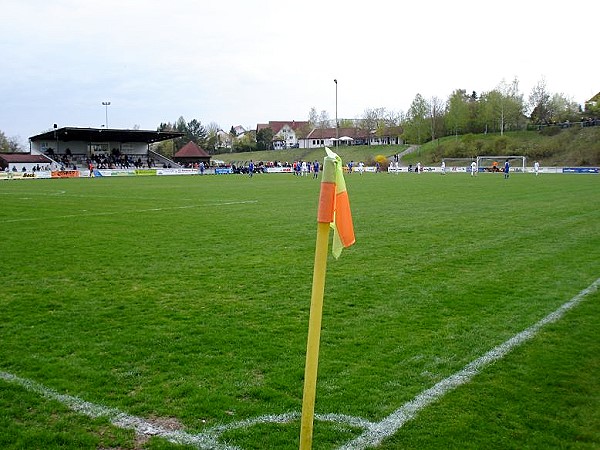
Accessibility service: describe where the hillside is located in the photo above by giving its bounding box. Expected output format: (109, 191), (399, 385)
(214, 127), (600, 167)
(212, 145), (407, 166)
(407, 126), (600, 166)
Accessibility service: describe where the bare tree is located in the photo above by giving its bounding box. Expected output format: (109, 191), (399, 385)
(308, 107), (319, 129)
(529, 77), (551, 124)
(429, 96), (446, 141)
(318, 110), (330, 129)
(360, 108), (381, 145)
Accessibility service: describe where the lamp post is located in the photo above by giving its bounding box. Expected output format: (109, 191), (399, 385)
(102, 101), (111, 128)
(334, 79), (338, 147)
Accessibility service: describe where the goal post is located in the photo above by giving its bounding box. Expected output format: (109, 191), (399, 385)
(476, 155), (526, 173)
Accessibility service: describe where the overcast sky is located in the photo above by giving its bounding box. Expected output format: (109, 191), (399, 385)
(1, 0), (597, 145)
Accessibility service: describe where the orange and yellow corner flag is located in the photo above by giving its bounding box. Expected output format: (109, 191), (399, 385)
(300, 148), (356, 449)
(317, 148), (355, 258)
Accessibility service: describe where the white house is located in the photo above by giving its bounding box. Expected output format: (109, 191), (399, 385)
(256, 120), (310, 149)
(298, 126), (403, 149)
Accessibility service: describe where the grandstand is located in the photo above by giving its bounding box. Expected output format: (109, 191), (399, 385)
(28, 127), (184, 169)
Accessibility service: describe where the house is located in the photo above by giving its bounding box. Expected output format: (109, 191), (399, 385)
(298, 126), (403, 149)
(585, 92), (600, 111)
(256, 121), (310, 149)
(173, 141), (210, 165)
(299, 127), (368, 149)
(216, 130), (232, 150)
(0, 152), (53, 172)
(232, 125), (247, 136)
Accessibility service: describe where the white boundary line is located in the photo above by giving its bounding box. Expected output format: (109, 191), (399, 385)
(338, 276), (600, 449)
(0, 371), (236, 449)
(1, 277), (598, 449)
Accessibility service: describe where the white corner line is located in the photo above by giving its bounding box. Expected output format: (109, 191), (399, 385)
(338, 277), (600, 450)
(1, 277), (598, 450)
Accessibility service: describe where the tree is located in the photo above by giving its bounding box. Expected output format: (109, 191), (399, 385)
(294, 121), (313, 141)
(204, 122), (220, 154)
(308, 107), (319, 129)
(505, 78), (525, 131)
(467, 91), (487, 133)
(403, 94), (429, 144)
(383, 109), (402, 127)
(429, 96), (446, 141)
(484, 78), (525, 135)
(446, 89), (471, 137)
(0, 130), (22, 152)
(157, 122), (175, 132)
(233, 131), (256, 153)
(529, 78), (551, 124)
(228, 126), (237, 153)
(548, 93), (580, 123)
(361, 108), (381, 145)
(479, 90), (503, 133)
(256, 127), (273, 150)
(318, 110), (330, 129)
(0, 130), (10, 152)
(584, 94), (600, 117)
(186, 119), (208, 146)
(175, 116), (187, 133)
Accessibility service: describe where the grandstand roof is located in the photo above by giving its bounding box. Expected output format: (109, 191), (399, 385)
(29, 127), (184, 144)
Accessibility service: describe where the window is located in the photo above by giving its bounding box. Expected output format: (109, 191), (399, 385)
(90, 143), (109, 154)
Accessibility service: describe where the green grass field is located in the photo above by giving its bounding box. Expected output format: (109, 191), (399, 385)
(1, 170), (599, 449)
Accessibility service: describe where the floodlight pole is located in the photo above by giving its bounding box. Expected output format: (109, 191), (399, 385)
(334, 79), (338, 148)
(102, 101), (111, 128)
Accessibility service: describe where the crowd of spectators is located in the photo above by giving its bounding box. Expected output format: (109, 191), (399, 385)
(535, 117), (599, 130)
(87, 151), (147, 169)
(557, 118), (599, 129)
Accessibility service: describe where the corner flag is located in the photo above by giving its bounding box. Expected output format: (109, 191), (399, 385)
(318, 148), (355, 258)
(300, 148), (355, 449)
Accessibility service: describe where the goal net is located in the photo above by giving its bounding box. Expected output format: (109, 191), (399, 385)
(440, 158), (475, 173)
(476, 155), (526, 173)
(441, 157), (475, 167)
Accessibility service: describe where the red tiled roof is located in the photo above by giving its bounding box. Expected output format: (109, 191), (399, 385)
(305, 126), (403, 140)
(0, 153), (52, 163)
(257, 121), (310, 134)
(306, 127), (370, 139)
(174, 141), (210, 158)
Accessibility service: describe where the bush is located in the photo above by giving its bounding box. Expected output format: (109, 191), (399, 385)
(374, 154), (389, 170)
(494, 137), (508, 152)
(539, 126), (561, 136)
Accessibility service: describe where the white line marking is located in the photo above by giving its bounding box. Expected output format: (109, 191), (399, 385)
(0, 190), (66, 196)
(1, 278), (597, 449)
(0, 371), (237, 450)
(338, 277), (600, 450)
(0, 200), (258, 224)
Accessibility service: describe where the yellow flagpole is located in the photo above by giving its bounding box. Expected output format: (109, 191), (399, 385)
(299, 220), (331, 450)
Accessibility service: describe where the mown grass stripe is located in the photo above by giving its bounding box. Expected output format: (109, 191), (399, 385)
(0, 200), (258, 223)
